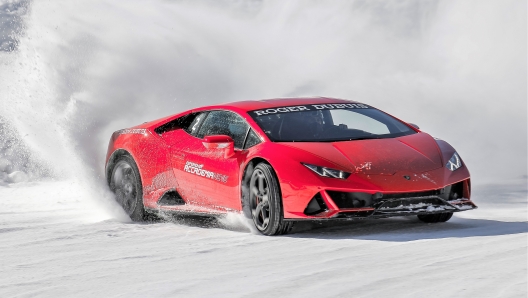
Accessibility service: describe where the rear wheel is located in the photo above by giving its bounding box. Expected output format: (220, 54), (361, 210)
(247, 163), (293, 235)
(417, 212), (453, 223)
(109, 155), (145, 221)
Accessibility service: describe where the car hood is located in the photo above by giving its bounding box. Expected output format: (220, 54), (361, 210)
(281, 132), (443, 175)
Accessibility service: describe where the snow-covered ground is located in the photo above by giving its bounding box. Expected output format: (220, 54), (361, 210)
(0, 180), (525, 297)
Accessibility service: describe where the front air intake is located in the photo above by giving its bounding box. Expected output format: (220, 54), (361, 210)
(327, 191), (375, 208)
(304, 193), (328, 215)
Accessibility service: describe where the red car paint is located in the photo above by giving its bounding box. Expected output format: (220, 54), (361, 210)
(105, 97), (476, 219)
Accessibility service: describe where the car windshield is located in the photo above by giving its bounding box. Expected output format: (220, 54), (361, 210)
(248, 103), (416, 142)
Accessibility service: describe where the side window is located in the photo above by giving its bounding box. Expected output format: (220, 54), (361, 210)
(155, 112), (198, 135)
(244, 129), (262, 149)
(186, 112), (208, 136)
(196, 111), (249, 149)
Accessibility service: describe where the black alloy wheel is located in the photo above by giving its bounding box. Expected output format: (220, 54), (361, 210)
(248, 163), (293, 235)
(110, 155), (145, 221)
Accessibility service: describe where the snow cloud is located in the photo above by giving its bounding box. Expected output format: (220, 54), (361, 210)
(0, 0), (526, 188)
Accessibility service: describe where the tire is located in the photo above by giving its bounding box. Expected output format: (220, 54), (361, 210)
(245, 162), (293, 236)
(109, 155), (145, 221)
(417, 212), (453, 223)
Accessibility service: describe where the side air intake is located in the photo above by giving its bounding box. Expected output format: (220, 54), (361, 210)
(158, 190), (185, 206)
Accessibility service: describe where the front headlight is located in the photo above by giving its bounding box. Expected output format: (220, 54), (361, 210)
(302, 163), (351, 179)
(446, 152), (462, 171)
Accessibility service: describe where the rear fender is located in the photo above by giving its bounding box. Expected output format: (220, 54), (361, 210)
(106, 129), (177, 209)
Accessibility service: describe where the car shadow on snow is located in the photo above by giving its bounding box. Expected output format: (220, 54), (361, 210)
(153, 212), (527, 241)
(286, 216), (528, 241)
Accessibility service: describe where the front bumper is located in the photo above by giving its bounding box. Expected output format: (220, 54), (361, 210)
(284, 179), (477, 220)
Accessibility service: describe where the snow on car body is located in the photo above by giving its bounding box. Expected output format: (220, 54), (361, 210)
(105, 97), (476, 235)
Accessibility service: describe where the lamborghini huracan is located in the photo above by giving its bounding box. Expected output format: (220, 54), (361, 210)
(105, 97), (476, 235)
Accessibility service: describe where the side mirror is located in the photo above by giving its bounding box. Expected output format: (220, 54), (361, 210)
(202, 135), (235, 158)
(408, 123), (420, 130)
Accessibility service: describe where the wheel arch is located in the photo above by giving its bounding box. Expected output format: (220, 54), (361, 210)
(106, 149), (134, 185)
(240, 157), (283, 213)
(241, 156), (294, 235)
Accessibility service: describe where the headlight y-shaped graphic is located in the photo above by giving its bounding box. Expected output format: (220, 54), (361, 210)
(446, 152), (462, 171)
(302, 163), (351, 179)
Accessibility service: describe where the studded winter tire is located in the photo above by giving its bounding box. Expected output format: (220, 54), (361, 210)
(417, 212), (453, 223)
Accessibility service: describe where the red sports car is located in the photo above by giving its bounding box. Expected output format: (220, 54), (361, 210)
(105, 97), (476, 235)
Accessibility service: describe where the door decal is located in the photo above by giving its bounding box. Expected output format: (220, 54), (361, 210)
(184, 161), (229, 183)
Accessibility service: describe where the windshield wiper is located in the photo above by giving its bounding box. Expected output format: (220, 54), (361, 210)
(276, 136), (383, 142)
(347, 136), (382, 141)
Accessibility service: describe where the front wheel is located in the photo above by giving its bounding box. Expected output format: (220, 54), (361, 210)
(417, 212), (453, 223)
(109, 155), (145, 221)
(247, 163), (293, 235)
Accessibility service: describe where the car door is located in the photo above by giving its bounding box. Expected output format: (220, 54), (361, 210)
(170, 110), (250, 211)
(158, 112), (209, 206)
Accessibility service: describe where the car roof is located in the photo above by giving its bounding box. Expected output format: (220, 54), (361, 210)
(136, 97), (366, 130)
(204, 97), (363, 112)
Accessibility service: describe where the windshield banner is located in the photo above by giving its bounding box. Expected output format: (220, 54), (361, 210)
(249, 103), (371, 116)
